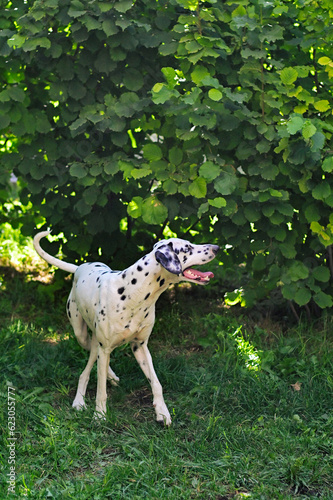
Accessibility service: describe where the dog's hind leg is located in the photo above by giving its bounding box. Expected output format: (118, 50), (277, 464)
(68, 294), (119, 388)
(72, 333), (98, 410)
(67, 294), (91, 350)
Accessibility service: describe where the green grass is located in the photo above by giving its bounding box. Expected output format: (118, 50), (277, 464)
(0, 232), (332, 499)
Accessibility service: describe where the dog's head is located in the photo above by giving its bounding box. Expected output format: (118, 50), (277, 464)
(154, 238), (219, 285)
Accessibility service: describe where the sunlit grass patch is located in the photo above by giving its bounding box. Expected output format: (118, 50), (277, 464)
(0, 223), (42, 272)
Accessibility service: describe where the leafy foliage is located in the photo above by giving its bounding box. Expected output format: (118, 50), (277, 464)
(0, 0), (333, 311)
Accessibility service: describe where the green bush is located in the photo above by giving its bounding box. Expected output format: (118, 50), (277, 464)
(0, 0), (333, 311)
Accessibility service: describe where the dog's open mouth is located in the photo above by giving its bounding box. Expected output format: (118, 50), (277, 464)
(183, 268), (214, 283)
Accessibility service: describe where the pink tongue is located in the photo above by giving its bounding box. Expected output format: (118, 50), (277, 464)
(183, 268), (214, 280)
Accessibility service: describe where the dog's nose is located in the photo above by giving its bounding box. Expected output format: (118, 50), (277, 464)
(212, 245), (219, 255)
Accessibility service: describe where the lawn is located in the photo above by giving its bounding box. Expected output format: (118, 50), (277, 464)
(0, 230), (332, 499)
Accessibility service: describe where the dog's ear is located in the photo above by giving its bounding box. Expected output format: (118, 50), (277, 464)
(155, 247), (182, 275)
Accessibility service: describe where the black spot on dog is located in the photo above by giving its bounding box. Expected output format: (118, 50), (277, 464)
(125, 324), (129, 329)
(99, 342), (103, 346)
(96, 277), (100, 283)
(118, 287), (125, 295)
(144, 312), (149, 318)
(100, 309), (105, 316)
(145, 272), (149, 276)
(132, 344), (138, 352)
(156, 276), (161, 282)
(120, 295), (126, 301)
(131, 278), (137, 285)
(68, 311), (71, 318)
(144, 293), (150, 300)
(137, 265), (143, 272)
(122, 272), (126, 279)
(140, 341), (145, 345)
(160, 279), (165, 287)
(183, 256), (187, 263)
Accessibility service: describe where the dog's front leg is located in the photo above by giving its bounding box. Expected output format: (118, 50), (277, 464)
(131, 341), (171, 426)
(94, 344), (111, 420)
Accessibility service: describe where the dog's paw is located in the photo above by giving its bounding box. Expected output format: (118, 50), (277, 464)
(107, 367), (120, 386)
(93, 410), (107, 422)
(154, 403), (172, 427)
(72, 400), (87, 411)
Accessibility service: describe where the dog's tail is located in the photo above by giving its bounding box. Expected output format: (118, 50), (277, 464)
(33, 230), (78, 274)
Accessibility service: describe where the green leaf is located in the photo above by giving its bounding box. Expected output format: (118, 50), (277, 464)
(123, 69), (143, 91)
(198, 202), (209, 218)
(75, 199), (91, 216)
(8, 86), (25, 102)
(244, 205), (261, 222)
(322, 157), (333, 173)
(35, 113), (51, 134)
(302, 121), (316, 140)
(152, 83), (177, 104)
(191, 66), (210, 85)
(252, 254), (266, 271)
(313, 100), (330, 112)
(313, 291), (333, 309)
(214, 169), (238, 195)
(189, 177), (207, 198)
(0, 114), (10, 130)
(163, 179), (178, 195)
(141, 196), (168, 225)
(288, 261), (309, 281)
(281, 283), (298, 301)
(127, 196), (142, 218)
(103, 160), (119, 176)
(143, 144), (163, 161)
(294, 287), (311, 306)
(199, 161), (220, 181)
(318, 56), (332, 66)
(208, 197), (226, 208)
(304, 204), (320, 223)
(312, 266), (330, 283)
(279, 243), (297, 259)
(312, 182), (331, 201)
(287, 116), (304, 134)
(168, 147), (183, 166)
(310, 132), (325, 152)
(208, 89), (223, 101)
(280, 67), (298, 85)
(83, 186), (98, 205)
(70, 163), (87, 179)
(102, 20), (118, 36)
(162, 67), (177, 88)
(114, 0), (133, 13)
(131, 167), (152, 179)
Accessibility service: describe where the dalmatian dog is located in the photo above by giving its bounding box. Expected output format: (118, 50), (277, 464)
(33, 231), (219, 425)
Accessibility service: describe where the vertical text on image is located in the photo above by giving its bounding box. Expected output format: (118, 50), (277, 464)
(7, 386), (16, 495)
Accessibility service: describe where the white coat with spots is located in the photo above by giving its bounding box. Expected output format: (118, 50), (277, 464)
(33, 231), (219, 425)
